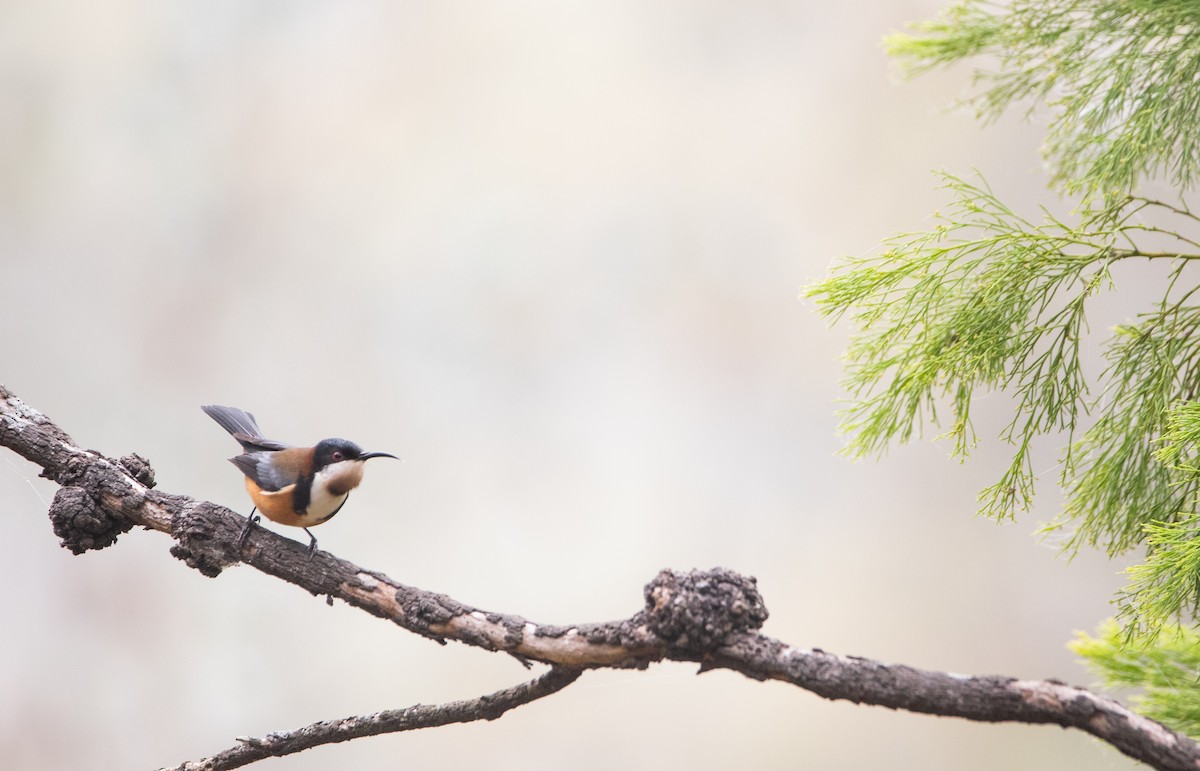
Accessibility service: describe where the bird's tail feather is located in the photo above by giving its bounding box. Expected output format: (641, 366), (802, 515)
(202, 404), (264, 445)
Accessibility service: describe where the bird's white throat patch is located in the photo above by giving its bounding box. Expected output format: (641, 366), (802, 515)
(308, 460), (365, 521)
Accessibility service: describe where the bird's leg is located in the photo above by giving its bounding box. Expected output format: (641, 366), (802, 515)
(303, 527), (318, 558)
(238, 508), (261, 550)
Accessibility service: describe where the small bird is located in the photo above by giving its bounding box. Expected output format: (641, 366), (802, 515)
(202, 404), (397, 555)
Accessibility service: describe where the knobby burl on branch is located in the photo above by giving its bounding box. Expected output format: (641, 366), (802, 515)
(2, 383), (1199, 771)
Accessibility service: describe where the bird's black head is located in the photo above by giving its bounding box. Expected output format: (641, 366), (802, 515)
(312, 438), (398, 471)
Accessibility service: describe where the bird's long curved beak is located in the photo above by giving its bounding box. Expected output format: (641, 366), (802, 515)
(359, 451), (399, 461)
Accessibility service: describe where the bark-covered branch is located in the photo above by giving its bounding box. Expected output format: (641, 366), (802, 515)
(3, 383), (1199, 770)
(163, 666), (582, 771)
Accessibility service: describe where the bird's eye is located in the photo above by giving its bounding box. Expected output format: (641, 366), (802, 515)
(331, 451), (344, 462)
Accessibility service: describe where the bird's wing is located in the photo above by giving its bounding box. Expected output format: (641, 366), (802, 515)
(230, 452), (301, 492)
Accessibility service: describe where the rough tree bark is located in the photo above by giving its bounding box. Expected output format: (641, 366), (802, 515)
(2, 384), (1197, 771)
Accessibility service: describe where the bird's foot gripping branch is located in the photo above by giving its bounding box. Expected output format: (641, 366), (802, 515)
(2, 383), (1199, 770)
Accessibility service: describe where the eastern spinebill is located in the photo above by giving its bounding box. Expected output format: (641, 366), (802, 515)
(202, 404), (397, 555)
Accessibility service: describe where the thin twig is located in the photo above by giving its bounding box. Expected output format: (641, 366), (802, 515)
(161, 667), (582, 771)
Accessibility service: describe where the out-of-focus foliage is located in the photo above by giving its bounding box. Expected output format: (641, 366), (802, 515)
(1073, 620), (1200, 738)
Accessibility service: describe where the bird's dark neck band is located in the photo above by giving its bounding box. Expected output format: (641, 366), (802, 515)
(291, 473), (314, 515)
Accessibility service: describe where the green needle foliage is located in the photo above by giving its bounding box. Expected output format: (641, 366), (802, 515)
(811, 1), (1200, 731)
(1122, 404), (1200, 634)
(810, 180), (1200, 567)
(1072, 620), (1200, 738)
(1067, 301), (1200, 559)
(885, 0), (1200, 203)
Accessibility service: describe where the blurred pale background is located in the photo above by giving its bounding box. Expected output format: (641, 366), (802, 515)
(0, 2), (1143, 769)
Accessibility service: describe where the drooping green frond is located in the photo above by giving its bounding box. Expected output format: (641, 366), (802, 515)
(1072, 619), (1200, 737)
(809, 174), (1200, 552)
(886, 0), (1200, 201)
(810, 173), (1112, 520)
